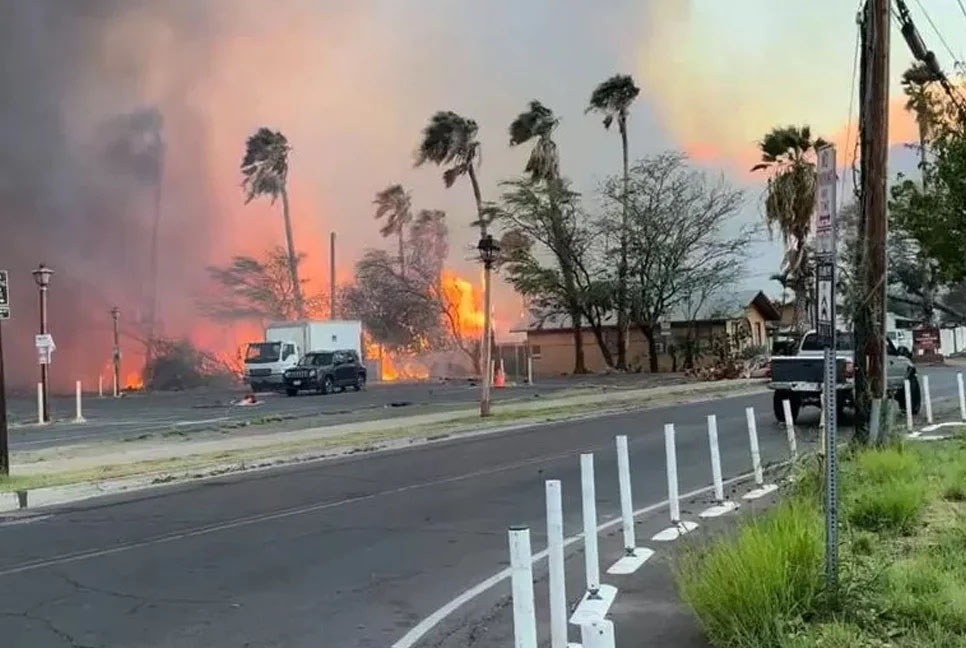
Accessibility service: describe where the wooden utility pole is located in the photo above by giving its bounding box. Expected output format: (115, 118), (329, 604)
(856, 0), (890, 440)
(0, 321), (8, 476)
(330, 231), (336, 320)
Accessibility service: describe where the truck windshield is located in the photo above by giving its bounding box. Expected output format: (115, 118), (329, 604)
(299, 353), (333, 366)
(245, 342), (281, 363)
(801, 333), (853, 351)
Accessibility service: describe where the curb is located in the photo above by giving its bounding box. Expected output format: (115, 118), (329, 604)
(0, 382), (769, 514)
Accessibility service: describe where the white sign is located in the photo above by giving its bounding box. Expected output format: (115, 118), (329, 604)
(37, 347), (51, 365)
(815, 146), (837, 257)
(660, 320), (671, 336)
(35, 334), (55, 350)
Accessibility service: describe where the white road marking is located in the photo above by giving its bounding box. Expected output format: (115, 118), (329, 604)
(389, 467), (769, 648)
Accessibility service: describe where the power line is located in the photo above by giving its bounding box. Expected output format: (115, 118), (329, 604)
(841, 16), (862, 202)
(957, 0), (966, 24)
(910, 0), (961, 66)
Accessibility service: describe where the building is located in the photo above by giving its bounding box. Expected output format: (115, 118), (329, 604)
(515, 290), (781, 376)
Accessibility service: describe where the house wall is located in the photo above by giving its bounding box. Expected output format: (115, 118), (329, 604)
(526, 306), (770, 376)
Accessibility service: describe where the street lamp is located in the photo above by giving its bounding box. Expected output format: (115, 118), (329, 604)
(477, 234), (500, 417)
(32, 264), (54, 423)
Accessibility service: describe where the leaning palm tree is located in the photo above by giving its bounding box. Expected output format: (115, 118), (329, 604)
(373, 184), (413, 276)
(509, 100), (587, 373)
(415, 111), (494, 416)
(586, 74), (639, 370)
(240, 127), (304, 319)
(751, 125), (828, 331)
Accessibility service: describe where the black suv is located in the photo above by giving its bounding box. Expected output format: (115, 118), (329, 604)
(283, 350), (366, 396)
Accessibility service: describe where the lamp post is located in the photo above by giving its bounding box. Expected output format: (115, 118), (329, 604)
(32, 264), (54, 423)
(110, 307), (121, 398)
(477, 234), (500, 417)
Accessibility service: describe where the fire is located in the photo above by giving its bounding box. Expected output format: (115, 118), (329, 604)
(441, 270), (485, 337)
(124, 371), (144, 390)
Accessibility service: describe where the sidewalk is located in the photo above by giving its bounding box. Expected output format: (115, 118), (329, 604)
(0, 379), (767, 510)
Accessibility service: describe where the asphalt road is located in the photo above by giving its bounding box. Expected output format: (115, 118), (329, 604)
(0, 367), (961, 648)
(6, 373), (687, 451)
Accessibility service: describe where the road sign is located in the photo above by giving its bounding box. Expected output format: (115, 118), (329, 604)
(0, 270), (8, 320)
(659, 320), (671, 337)
(816, 261), (834, 346)
(815, 147), (837, 257)
(35, 333), (55, 365)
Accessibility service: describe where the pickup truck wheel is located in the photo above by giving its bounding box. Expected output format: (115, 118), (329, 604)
(773, 391), (800, 423)
(899, 376), (922, 415)
(354, 374), (366, 392)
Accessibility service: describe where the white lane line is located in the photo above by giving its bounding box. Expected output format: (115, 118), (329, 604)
(0, 448), (594, 579)
(390, 467), (770, 648)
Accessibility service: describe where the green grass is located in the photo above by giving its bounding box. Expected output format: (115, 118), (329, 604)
(676, 440), (966, 648)
(676, 498), (823, 647)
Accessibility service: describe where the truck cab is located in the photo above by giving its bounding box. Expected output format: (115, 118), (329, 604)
(244, 340), (300, 391)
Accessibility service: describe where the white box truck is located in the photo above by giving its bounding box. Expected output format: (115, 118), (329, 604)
(244, 320), (363, 391)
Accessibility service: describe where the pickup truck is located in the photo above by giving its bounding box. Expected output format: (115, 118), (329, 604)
(769, 330), (920, 423)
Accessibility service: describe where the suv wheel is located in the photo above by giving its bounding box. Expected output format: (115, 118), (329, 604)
(285, 388), (298, 397)
(321, 375), (334, 395)
(354, 374), (366, 392)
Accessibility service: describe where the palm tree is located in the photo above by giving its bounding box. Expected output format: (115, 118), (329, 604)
(415, 111), (494, 416)
(240, 127), (304, 319)
(509, 100), (587, 373)
(587, 74), (639, 370)
(751, 125), (828, 331)
(373, 184), (413, 276)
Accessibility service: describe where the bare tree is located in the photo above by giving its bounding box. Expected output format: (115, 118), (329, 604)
(603, 153), (752, 372)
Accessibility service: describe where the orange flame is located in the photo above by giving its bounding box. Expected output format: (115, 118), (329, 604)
(124, 371), (144, 390)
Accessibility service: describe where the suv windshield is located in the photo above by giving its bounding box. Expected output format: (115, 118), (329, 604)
(800, 333), (854, 352)
(245, 342), (281, 363)
(299, 352), (333, 366)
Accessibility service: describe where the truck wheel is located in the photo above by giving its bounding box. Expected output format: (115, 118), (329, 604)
(773, 391), (800, 424)
(898, 376), (922, 415)
(285, 388), (298, 397)
(321, 376), (333, 395)
(354, 374), (366, 392)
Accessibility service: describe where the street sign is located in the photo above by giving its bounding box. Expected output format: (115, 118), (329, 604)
(815, 147), (837, 257)
(816, 261), (834, 346)
(0, 270), (8, 320)
(35, 333), (55, 365)
(659, 320), (671, 337)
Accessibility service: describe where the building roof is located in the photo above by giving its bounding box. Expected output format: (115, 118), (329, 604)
(513, 289), (781, 333)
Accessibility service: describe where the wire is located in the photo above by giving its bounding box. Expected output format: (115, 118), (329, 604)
(957, 0), (966, 24)
(841, 17), (861, 202)
(910, 0), (961, 66)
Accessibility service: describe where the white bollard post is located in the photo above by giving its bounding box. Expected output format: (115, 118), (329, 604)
(783, 399), (798, 461)
(508, 526), (538, 648)
(36, 382), (44, 424)
(98, 374), (104, 398)
(74, 380), (85, 423)
(545, 480), (568, 648)
(746, 407), (764, 486)
(959, 373), (966, 421)
(580, 619), (616, 648)
(580, 453), (600, 596)
(615, 435), (636, 553)
(113, 371), (119, 398)
(924, 375), (933, 424)
(904, 379), (914, 432)
(527, 356), (533, 385)
(664, 424), (681, 524)
(707, 416), (725, 503)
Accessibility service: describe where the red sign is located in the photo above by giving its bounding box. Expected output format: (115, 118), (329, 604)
(913, 327), (941, 358)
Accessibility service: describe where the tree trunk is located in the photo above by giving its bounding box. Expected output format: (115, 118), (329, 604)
(280, 185), (306, 319)
(570, 307), (587, 373)
(398, 227), (406, 278)
(616, 116), (630, 370)
(467, 163), (492, 417)
(146, 165), (163, 367)
(584, 318), (615, 368)
(645, 328), (659, 373)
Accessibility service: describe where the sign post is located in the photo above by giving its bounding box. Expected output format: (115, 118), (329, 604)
(0, 270), (8, 475)
(816, 146), (839, 593)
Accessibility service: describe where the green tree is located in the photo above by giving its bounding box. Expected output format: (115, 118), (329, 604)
(373, 184), (413, 276)
(415, 111), (494, 414)
(587, 74), (639, 370)
(509, 100), (587, 373)
(751, 125), (827, 331)
(240, 128), (304, 318)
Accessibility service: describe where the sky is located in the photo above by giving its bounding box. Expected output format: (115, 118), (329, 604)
(0, 0), (962, 386)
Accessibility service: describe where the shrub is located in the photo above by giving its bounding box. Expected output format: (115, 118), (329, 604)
(886, 557), (966, 632)
(675, 498), (823, 647)
(847, 479), (927, 533)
